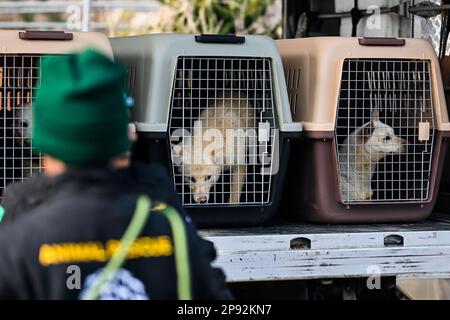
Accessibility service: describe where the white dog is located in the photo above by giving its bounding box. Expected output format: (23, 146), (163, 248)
(339, 109), (408, 202)
(171, 93), (254, 204)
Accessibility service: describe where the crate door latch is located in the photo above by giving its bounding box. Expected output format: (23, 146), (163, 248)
(418, 122), (430, 141)
(258, 121), (271, 143)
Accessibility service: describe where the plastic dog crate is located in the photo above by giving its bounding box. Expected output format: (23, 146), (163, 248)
(0, 30), (113, 199)
(436, 56), (450, 213)
(110, 34), (301, 227)
(277, 36), (450, 223)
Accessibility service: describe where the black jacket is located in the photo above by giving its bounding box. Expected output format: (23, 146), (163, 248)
(1, 162), (184, 225)
(0, 162), (229, 300)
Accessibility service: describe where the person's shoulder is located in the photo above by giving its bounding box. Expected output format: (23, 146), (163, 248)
(0, 202), (46, 249)
(1, 193), (70, 229)
(3, 174), (52, 197)
(0, 190), (116, 248)
(1, 174), (56, 224)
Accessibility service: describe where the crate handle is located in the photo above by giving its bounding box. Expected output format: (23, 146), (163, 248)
(384, 234), (404, 247)
(19, 30), (73, 41)
(358, 37), (405, 46)
(290, 237), (311, 250)
(195, 34), (245, 44)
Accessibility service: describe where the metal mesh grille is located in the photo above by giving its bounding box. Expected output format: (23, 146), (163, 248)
(0, 54), (47, 199)
(169, 56), (276, 206)
(336, 59), (435, 204)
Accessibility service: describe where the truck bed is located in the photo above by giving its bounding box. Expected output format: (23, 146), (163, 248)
(200, 214), (450, 282)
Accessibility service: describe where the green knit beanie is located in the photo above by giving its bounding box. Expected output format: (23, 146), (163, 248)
(33, 49), (131, 167)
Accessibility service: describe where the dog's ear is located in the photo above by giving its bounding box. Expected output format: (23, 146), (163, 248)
(362, 125), (373, 140)
(370, 108), (380, 122)
(368, 109), (380, 133)
(171, 143), (183, 157)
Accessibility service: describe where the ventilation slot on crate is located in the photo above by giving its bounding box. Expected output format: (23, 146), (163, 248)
(126, 66), (136, 90)
(335, 59), (435, 204)
(169, 56), (276, 206)
(285, 68), (300, 115)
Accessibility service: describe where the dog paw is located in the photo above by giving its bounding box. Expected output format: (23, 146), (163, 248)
(230, 194), (241, 204)
(362, 191), (373, 200)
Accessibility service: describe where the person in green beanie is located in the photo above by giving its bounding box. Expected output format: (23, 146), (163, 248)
(33, 48), (131, 167)
(0, 49), (230, 300)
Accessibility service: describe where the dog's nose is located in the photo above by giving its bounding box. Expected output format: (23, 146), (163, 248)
(197, 194), (208, 204)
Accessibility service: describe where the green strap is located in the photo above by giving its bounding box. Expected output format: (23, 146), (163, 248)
(82, 195), (192, 300)
(0, 205), (4, 223)
(163, 205), (192, 300)
(83, 195), (152, 300)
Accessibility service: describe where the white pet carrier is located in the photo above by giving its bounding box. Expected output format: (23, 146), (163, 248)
(110, 34), (301, 227)
(0, 30), (113, 199)
(277, 36), (450, 223)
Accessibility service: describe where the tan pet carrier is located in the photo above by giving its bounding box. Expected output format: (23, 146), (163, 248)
(277, 37), (450, 223)
(436, 56), (450, 212)
(0, 30), (113, 199)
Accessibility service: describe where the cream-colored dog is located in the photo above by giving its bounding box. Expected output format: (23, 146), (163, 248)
(171, 93), (254, 204)
(339, 109), (408, 201)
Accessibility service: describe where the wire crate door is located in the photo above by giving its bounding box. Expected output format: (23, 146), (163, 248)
(169, 56), (277, 206)
(335, 59), (435, 204)
(0, 54), (47, 198)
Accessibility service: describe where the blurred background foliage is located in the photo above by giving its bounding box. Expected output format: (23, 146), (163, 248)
(0, 0), (282, 38)
(152, 0), (281, 37)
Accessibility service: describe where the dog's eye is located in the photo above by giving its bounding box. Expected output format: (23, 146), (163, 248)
(384, 136), (391, 142)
